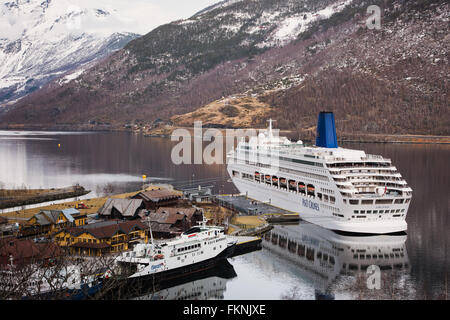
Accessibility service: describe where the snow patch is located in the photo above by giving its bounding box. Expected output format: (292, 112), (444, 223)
(260, 0), (354, 48)
(59, 69), (84, 85)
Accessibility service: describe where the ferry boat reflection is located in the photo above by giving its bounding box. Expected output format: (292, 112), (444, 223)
(262, 222), (410, 299)
(131, 260), (237, 300)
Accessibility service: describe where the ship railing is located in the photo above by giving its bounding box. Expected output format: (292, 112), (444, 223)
(362, 154), (390, 161)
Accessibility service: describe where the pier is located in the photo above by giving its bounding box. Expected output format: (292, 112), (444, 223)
(229, 235), (262, 258)
(214, 194), (301, 225)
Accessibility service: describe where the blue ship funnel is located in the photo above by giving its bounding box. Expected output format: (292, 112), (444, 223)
(316, 112), (338, 148)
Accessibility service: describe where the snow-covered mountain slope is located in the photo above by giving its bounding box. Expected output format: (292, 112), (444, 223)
(2, 0), (448, 136)
(0, 0), (140, 105)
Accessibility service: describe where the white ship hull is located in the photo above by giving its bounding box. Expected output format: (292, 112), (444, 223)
(229, 175), (408, 235)
(225, 114), (412, 235)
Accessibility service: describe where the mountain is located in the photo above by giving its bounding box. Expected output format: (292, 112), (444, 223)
(1, 0), (448, 136)
(0, 0), (139, 106)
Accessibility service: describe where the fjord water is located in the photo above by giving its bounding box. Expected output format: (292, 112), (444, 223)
(0, 131), (448, 299)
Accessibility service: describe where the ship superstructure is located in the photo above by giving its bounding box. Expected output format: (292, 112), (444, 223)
(226, 112), (412, 234)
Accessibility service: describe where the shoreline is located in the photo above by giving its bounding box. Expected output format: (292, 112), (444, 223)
(0, 125), (449, 145)
(0, 186), (91, 210)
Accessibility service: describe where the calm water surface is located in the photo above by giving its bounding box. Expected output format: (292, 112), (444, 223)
(0, 131), (448, 299)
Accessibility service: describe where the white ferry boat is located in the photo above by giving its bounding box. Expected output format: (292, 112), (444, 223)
(114, 218), (237, 282)
(227, 112), (413, 234)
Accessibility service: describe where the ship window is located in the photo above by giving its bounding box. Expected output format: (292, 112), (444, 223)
(376, 199), (393, 205)
(394, 199), (404, 204)
(362, 200), (373, 205)
(349, 199), (359, 205)
(184, 227), (201, 235)
(349, 264), (358, 270)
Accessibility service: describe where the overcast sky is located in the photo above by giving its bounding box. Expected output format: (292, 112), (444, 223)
(0, 0), (224, 39)
(87, 0), (224, 34)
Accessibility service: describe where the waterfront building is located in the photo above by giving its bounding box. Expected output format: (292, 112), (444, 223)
(181, 185), (214, 203)
(144, 207), (204, 238)
(132, 188), (182, 210)
(0, 238), (62, 268)
(98, 198), (145, 220)
(21, 209), (86, 237)
(53, 220), (148, 257)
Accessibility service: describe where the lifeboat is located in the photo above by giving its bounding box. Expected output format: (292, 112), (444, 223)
(307, 185), (315, 192)
(298, 183), (305, 189)
(289, 181), (296, 187)
(255, 172), (260, 177)
(153, 254), (164, 260)
(280, 178), (287, 185)
(265, 175), (271, 180)
(272, 177), (278, 183)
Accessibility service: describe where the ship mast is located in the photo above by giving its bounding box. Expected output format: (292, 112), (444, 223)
(147, 214), (155, 256)
(267, 119), (276, 139)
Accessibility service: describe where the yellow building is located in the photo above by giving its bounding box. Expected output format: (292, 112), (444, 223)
(22, 209), (87, 237)
(53, 219), (149, 257)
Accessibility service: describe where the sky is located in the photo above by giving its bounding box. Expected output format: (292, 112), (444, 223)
(0, 0), (224, 40)
(114, 0), (224, 34)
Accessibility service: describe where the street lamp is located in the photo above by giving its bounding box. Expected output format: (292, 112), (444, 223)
(142, 175), (147, 190)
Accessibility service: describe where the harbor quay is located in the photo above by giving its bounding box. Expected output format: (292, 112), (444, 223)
(0, 183), (268, 299)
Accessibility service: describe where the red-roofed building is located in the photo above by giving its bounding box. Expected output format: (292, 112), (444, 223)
(132, 188), (182, 210)
(144, 207), (203, 238)
(0, 238), (62, 268)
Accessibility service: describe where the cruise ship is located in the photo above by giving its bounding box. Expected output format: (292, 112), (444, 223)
(226, 112), (413, 234)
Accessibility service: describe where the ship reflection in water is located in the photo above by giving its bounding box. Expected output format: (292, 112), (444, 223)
(123, 223), (410, 300)
(261, 222), (410, 300)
